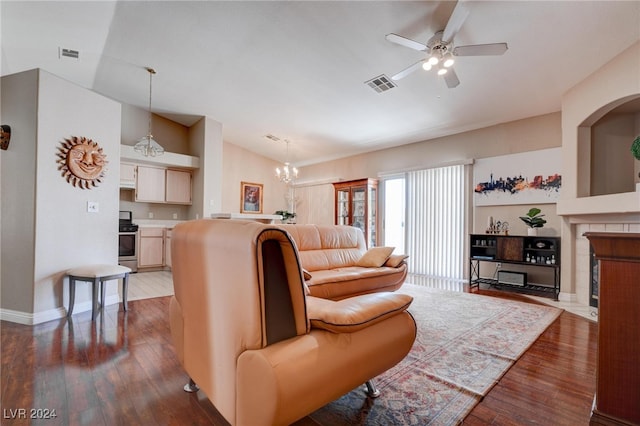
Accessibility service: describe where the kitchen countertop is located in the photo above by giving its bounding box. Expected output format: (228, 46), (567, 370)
(135, 219), (187, 229)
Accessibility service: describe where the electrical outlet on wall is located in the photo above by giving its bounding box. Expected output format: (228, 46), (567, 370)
(172, 213), (178, 219)
(496, 262), (502, 269)
(148, 212), (154, 219)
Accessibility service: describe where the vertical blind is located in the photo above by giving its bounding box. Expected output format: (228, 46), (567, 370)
(405, 164), (465, 280)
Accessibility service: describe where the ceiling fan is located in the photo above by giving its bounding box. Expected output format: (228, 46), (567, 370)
(386, 1), (508, 88)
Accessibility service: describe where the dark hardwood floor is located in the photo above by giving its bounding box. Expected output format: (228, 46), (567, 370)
(1, 291), (597, 425)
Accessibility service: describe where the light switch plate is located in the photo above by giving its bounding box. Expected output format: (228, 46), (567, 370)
(87, 201), (99, 213)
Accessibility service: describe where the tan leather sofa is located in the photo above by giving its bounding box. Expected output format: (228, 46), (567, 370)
(277, 224), (408, 300)
(170, 219), (417, 426)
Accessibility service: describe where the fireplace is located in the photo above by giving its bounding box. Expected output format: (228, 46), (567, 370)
(573, 220), (639, 308)
(589, 246), (598, 308)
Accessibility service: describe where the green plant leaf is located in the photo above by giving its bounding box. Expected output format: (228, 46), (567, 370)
(631, 135), (640, 160)
(527, 207), (541, 217)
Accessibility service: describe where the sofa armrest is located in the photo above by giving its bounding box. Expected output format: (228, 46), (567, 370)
(307, 292), (413, 333)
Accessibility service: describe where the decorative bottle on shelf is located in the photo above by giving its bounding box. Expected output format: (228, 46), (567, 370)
(526, 253), (530, 262)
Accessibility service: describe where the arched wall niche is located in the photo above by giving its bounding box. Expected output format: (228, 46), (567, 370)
(576, 94), (640, 198)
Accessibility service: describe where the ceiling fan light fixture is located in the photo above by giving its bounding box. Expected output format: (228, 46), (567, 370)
(385, 0), (509, 88)
(443, 55), (455, 68)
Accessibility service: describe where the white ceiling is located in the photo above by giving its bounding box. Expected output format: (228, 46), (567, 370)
(2, 1), (639, 166)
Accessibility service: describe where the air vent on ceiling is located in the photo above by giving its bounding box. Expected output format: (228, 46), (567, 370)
(59, 47), (79, 59)
(264, 134), (282, 142)
(365, 74), (397, 93)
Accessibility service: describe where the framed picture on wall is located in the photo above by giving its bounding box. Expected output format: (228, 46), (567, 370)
(240, 181), (263, 213)
(473, 148), (562, 206)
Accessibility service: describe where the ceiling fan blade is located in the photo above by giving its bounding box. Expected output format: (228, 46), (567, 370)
(453, 43), (508, 56)
(442, 1), (470, 43)
(391, 60), (426, 81)
(385, 33), (428, 52)
(444, 67), (460, 88)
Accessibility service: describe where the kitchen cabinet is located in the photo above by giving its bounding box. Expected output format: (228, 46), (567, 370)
(134, 165), (192, 205)
(165, 169), (192, 204)
(120, 162), (136, 189)
(333, 178), (378, 248)
(138, 227), (164, 267)
(136, 165), (166, 203)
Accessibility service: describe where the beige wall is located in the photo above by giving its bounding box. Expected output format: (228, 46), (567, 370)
(1, 69), (122, 323)
(557, 41), (640, 299)
(559, 41), (640, 213)
(189, 116), (223, 219)
(121, 103), (190, 155)
(219, 109), (563, 226)
(294, 112), (562, 233)
(591, 111), (638, 195)
(221, 142), (292, 215)
(1, 70), (38, 314)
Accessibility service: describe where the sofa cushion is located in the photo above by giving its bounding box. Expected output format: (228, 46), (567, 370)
(384, 254), (409, 268)
(306, 265), (407, 300)
(355, 246), (395, 267)
(278, 224), (366, 271)
(306, 292), (413, 333)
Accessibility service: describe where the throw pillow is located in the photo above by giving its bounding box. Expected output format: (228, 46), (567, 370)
(302, 268), (312, 281)
(384, 254), (409, 268)
(355, 246), (395, 267)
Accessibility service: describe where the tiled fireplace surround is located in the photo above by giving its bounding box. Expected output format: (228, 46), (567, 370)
(567, 216), (640, 307)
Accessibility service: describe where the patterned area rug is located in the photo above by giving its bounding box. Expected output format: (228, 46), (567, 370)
(309, 284), (562, 425)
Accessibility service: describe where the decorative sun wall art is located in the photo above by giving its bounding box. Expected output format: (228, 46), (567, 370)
(473, 148), (562, 206)
(0, 125), (11, 150)
(56, 136), (108, 189)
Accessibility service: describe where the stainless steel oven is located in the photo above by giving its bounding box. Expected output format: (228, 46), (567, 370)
(118, 211), (138, 272)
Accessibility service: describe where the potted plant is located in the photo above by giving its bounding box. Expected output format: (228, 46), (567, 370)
(275, 210), (296, 223)
(519, 207), (546, 235)
(631, 135), (640, 160)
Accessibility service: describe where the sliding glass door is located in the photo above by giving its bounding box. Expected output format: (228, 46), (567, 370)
(383, 177), (405, 254)
(382, 164), (466, 283)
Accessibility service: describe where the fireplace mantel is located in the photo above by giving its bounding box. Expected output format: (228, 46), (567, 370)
(557, 191), (640, 219)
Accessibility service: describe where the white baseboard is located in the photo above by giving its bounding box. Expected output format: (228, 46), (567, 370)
(0, 294), (121, 325)
(558, 291), (577, 302)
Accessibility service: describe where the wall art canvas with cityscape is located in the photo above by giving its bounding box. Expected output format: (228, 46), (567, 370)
(473, 148), (562, 206)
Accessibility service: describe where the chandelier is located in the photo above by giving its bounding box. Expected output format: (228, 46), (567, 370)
(134, 67), (164, 157)
(275, 140), (298, 183)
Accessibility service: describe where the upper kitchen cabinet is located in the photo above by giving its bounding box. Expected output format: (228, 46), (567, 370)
(134, 165), (192, 205)
(120, 162), (137, 189)
(165, 169), (192, 204)
(136, 165), (166, 203)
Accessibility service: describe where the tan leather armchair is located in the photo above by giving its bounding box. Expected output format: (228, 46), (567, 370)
(170, 219), (417, 426)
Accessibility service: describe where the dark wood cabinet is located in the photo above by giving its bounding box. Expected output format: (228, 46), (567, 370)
(469, 234), (560, 300)
(333, 178), (378, 248)
(585, 232), (640, 426)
